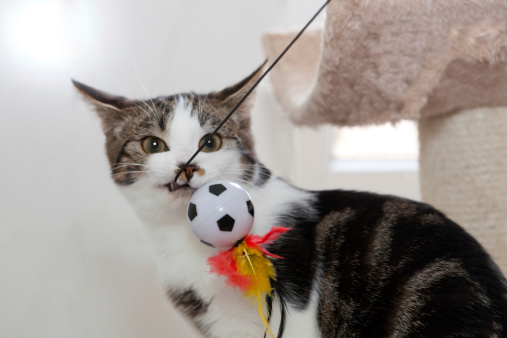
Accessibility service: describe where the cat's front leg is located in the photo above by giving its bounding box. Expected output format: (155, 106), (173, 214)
(167, 281), (266, 338)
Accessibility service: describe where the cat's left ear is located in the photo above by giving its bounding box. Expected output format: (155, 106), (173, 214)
(216, 61), (267, 125)
(72, 80), (138, 135)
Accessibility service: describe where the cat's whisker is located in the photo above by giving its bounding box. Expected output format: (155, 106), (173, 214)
(242, 164), (280, 176)
(135, 103), (155, 118)
(113, 79), (154, 118)
(111, 170), (147, 177)
(111, 172), (167, 182)
(222, 168), (273, 182)
(202, 93), (209, 109)
(219, 170), (252, 179)
(139, 98), (157, 117)
(183, 94), (195, 115)
(222, 165), (262, 172)
(111, 164), (169, 176)
(111, 166), (147, 172)
(117, 174), (169, 187)
(161, 99), (169, 122)
(222, 176), (258, 192)
(140, 177), (169, 185)
(221, 171), (258, 181)
(198, 93), (209, 115)
(231, 178), (256, 189)
(197, 94), (203, 116)
(112, 164), (148, 169)
(111, 163), (150, 169)
(225, 168), (272, 176)
(203, 166), (258, 188)
(131, 60), (158, 115)
(111, 167), (152, 174)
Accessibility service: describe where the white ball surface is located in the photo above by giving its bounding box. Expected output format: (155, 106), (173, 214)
(187, 180), (254, 248)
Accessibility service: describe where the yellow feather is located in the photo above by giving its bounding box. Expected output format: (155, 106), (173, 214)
(233, 243), (276, 338)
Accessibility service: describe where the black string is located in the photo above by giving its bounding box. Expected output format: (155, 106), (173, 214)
(175, 0), (332, 183)
(263, 290), (288, 338)
(263, 293), (273, 338)
(277, 292), (287, 338)
(176, 1), (331, 336)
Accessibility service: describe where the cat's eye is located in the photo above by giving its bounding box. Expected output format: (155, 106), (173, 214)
(141, 136), (168, 154)
(199, 134), (222, 153)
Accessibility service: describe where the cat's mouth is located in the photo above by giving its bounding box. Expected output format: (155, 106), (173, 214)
(166, 182), (194, 193)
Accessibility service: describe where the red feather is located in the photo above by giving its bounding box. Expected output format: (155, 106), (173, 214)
(207, 226), (291, 338)
(244, 226), (290, 258)
(207, 247), (253, 291)
(207, 226), (290, 290)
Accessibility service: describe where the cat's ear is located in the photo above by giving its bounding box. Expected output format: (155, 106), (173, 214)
(72, 80), (135, 134)
(216, 61), (267, 124)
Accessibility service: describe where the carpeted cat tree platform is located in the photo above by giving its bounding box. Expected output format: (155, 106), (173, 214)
(263, 0), (507, 273)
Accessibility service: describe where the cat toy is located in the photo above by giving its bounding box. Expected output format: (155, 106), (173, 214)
(179, 1), (332, 337)
(187, 180), (290, 337)
(187, 180), (255, 248)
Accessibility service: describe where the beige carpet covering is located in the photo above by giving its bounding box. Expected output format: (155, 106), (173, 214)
(263, 0), (507, 126)
(263, 0), (507, 273)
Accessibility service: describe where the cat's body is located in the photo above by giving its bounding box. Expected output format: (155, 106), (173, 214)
(74, 66), (507, 337)
(142, 176), (321, 337)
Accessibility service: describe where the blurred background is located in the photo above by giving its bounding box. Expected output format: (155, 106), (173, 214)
(0, 0), (419, 337)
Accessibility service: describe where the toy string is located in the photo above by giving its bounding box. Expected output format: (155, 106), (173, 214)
(175, 0), (332, 183)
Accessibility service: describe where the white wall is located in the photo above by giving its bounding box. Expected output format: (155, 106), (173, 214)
(0, 1), (418, 337)
(0, 1), (325, 337)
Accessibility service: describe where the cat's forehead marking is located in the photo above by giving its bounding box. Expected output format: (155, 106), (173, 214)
(168, 96), (203, 153)
(151, 95), (177, 131)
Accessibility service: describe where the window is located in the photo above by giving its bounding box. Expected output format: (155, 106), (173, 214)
(331, 121), (419, 172)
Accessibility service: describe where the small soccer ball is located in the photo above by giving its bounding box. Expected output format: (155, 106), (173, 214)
(187, 180), (255, 248)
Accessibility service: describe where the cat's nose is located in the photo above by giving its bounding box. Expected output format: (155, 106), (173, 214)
(176, 163), (199, 182)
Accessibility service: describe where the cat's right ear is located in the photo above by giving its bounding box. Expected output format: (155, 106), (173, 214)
(72, 80), (134, 133)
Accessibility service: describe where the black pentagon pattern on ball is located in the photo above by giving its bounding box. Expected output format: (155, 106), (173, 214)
(188, 203), (198, 221)
(246, 200), (254, 217)
(217, 214), (235, 232)
(209, 183), (227, 196)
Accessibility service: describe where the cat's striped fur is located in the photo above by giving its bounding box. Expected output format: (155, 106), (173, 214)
(74, 66), (507, 337)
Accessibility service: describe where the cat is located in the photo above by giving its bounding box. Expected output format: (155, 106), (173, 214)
(73, 65), (507, 338)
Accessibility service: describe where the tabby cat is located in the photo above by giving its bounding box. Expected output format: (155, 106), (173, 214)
(73, 65), (507, 337)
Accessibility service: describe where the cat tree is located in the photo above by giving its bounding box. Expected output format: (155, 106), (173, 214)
(263, 0), (507, 273)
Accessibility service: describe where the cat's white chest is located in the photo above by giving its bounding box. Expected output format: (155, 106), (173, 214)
(147, 222), (221, 299)
(147, 217), (267, 337)
(124, 178), (321, 337)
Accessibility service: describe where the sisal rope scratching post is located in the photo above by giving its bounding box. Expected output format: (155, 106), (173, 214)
(263, 0), (507, 273)
(420, 108), (507, 274)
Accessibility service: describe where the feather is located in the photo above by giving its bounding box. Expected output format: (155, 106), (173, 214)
(245, 226), (291, 258)
(207, 247), (253, 292)
(233, 242), (275, 337)
(207, 226), (291, 337)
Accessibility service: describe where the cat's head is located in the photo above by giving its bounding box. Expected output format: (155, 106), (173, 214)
(74, 64), (267, 224)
